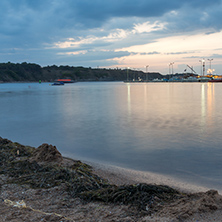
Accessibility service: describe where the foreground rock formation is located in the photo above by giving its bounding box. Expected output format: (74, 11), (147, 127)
(1, 136), (222, 221)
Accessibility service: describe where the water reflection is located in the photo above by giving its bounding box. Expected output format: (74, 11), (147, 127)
(206, 83), (215, 128)
(1, 82), (222, 190)
(127, 84), (131, 118)
(200, 83), (215, 134)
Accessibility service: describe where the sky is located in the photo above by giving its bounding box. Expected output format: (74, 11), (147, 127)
(1, 0), (222, 75)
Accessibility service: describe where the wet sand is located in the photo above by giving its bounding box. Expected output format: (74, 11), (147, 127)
(89, 161), (212, 193)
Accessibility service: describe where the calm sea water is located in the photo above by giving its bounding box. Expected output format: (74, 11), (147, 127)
(1, 82), (222, 190)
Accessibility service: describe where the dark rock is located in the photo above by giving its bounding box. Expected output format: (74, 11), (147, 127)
(0, 137), (11, 146)
(31, 143), (63, 163)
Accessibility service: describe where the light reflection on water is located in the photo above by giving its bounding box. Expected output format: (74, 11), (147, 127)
(0, 82), (222, 190)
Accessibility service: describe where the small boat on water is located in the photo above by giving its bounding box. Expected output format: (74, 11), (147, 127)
(51, 82), (64, 86)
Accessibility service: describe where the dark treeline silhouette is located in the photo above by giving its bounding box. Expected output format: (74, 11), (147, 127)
(0, 62), (163, 82)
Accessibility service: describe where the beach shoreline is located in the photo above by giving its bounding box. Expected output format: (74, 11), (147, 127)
(87, 161), (213, 194)
(1, 138), (222, 221)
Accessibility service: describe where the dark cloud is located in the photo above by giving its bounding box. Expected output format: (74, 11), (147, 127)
(166, 51), (196, 55)
(1, 0), (222, 68)
(70, 0), (180, 21)
(2, 0), (221, 37)
(61, 0), (221, 24)
(164, 1), (222, 33)
(140, 51), (160, 55)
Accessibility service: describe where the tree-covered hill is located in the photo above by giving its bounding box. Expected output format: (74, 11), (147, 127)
(0, 62), (43, 82)
(0, 62), (163, 82)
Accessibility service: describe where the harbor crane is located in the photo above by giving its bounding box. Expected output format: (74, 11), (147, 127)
(186, 65), (196, 74)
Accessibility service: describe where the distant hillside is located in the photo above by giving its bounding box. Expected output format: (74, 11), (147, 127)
(0, 62), (163, 82)
(0, 62), (43, 82)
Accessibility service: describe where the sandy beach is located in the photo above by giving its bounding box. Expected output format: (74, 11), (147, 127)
(89, 161), (213, 193)
(1, 137), (222, 221)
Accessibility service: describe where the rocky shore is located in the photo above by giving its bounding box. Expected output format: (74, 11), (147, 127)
(1, 137), (222, 221)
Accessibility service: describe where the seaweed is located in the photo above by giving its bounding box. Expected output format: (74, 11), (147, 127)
(78, 183), (181, 212)
(0, 137), (35, 167)
(0, 136), (184, 214)
(0, 137), (107, 191)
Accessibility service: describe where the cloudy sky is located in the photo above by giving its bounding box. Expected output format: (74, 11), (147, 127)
(1, 0), (222, 74)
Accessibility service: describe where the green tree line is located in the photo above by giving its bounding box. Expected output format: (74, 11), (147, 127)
(0, 62), (163, 82)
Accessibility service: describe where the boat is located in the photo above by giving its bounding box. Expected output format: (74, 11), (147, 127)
(209, 78), (222, 82)
(198, 76), (212, 82)
(51, 82), (64, 86)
